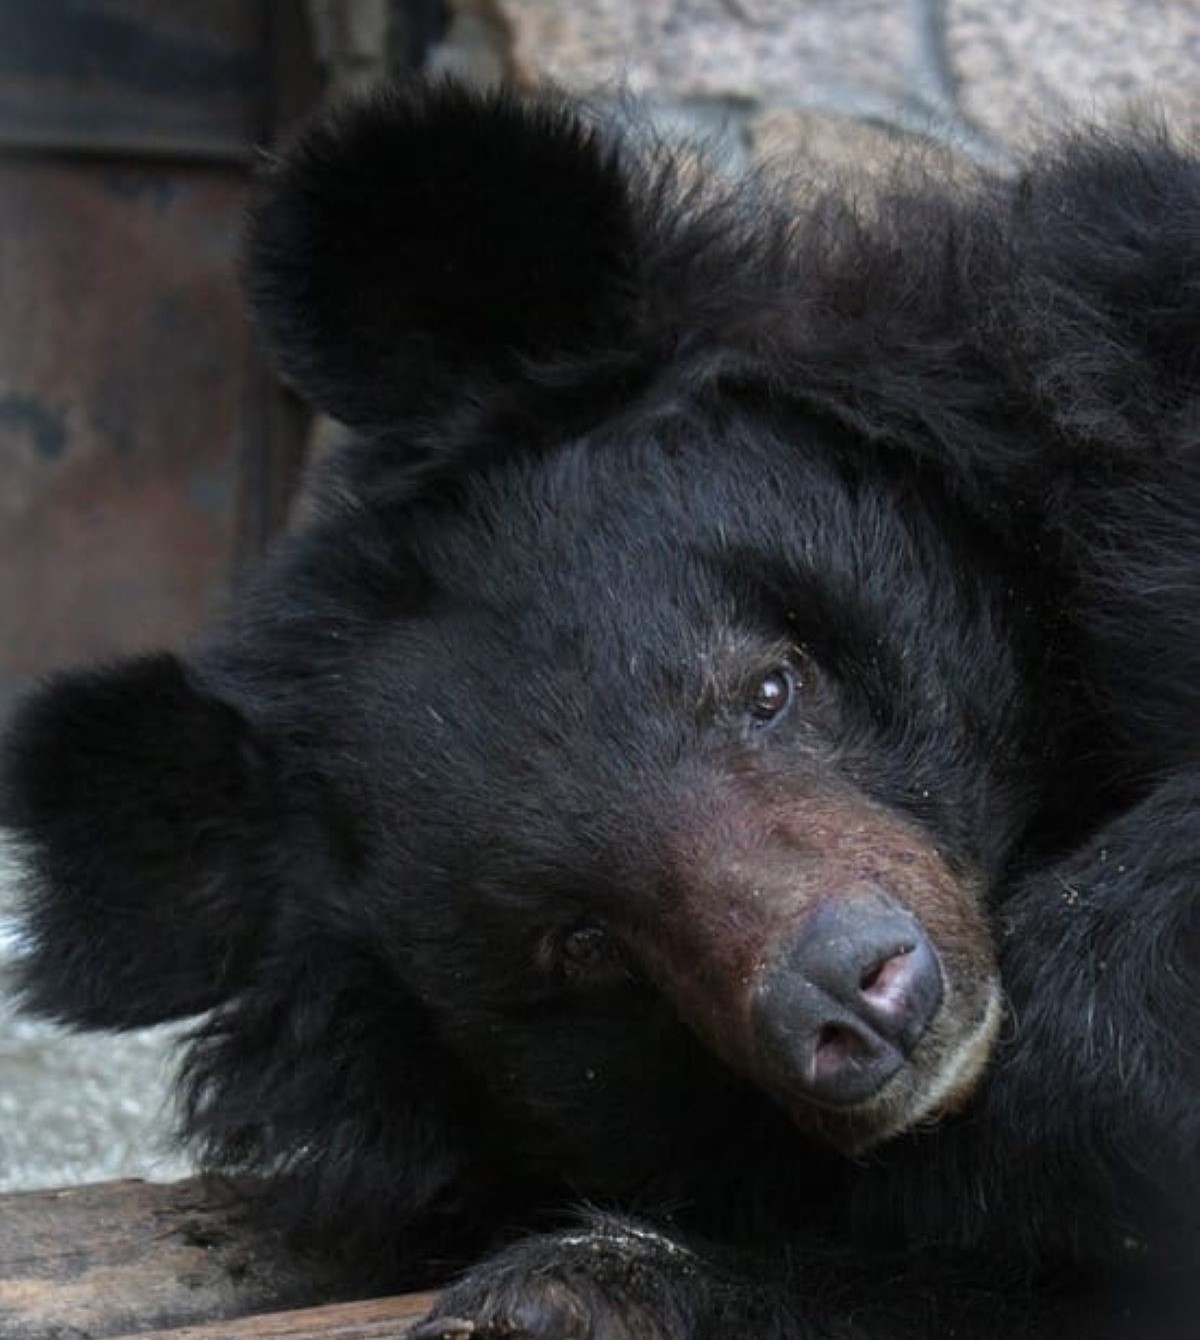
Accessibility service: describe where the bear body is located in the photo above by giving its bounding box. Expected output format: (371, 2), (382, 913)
(2, 85), (1198, 1337)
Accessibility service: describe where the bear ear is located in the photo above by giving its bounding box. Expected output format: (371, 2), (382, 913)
(1, 654), (274, 1028)
(245, 80), (648, 433)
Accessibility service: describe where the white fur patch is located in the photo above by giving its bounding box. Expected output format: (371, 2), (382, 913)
(555, 1223), (695, 1263)
(904, 983), (1005, 1133)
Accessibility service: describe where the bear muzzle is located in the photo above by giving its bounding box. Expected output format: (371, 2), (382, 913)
(626, 786), (1000, 1148)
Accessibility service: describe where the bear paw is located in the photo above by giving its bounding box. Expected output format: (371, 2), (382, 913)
(410, 1222), (694, 1340)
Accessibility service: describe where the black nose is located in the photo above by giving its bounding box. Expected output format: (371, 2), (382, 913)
(752, 891), (943, 1107)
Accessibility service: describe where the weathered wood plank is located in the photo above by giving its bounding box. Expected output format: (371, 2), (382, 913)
(112, 1294), (438, 1339)
(0, 1177), (357, 1339)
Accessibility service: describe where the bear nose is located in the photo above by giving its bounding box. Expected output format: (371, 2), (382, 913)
(752, 891), (943, 1107)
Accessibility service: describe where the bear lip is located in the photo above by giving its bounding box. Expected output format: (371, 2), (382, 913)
(775, 975), (1004, 1151)
(896, 979), (1004, 1129)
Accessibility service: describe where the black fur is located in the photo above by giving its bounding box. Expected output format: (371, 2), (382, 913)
(3, 82), (1197, 1337)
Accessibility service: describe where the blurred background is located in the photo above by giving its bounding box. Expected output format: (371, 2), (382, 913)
(0, 0), (1196, 1193)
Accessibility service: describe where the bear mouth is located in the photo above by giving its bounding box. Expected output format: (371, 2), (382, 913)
(632, 886), (1003, 1153)
(767, 973), (1004, 1153)
(899, 980), (1004, 1128)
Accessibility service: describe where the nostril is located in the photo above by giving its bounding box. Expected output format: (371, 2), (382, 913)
(811, 1021), (875, 1087)
(859, 944), (914, 1004)
(800, 1015), (901, 1105)
(855, 938), (941, 1050)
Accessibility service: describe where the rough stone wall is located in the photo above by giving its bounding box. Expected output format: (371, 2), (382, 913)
(429, 0), (1199, 177)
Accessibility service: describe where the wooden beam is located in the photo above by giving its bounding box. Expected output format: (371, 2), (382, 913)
(0, 1177), (436, 1339)
(113, 1294), (438, 1339)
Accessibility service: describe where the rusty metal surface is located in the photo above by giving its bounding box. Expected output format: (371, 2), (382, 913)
(0, 1), (270, 160)
(0, 156), (260, 706)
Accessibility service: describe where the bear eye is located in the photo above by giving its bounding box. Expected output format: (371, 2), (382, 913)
(562, 925), (612, 969)
(553, 923), (633, 990)
(748, 667), (795, 725)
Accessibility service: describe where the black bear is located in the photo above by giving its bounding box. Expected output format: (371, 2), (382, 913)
(2, 82), (1197, 1338)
